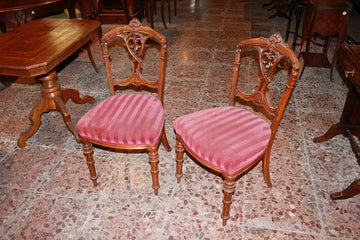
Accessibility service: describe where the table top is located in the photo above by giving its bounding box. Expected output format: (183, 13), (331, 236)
(0, 18), (101, 77)
(0, 0), (72, 12)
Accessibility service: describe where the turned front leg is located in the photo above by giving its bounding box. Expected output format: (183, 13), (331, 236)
(221, 176), (236, 226)
(149, 148), (160, 195)
(83, 141), (98, 186)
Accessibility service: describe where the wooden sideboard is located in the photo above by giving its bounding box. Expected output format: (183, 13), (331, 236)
(314, 44), (360, 199)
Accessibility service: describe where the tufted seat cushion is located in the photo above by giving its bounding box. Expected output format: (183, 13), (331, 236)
(174, 106), (271, 175)
(77, 93), (165, 147)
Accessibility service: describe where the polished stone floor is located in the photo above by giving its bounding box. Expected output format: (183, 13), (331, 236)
(0, 0), (359, 239)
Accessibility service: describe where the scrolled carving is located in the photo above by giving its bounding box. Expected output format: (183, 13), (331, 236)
(128, 18), (142, 29)
(268, 32), (285, 45)
(126, 32), (145, 63)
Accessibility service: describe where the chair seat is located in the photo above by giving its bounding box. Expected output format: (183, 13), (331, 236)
(174, 106), (271, 175)
(77, 93), (165, 147)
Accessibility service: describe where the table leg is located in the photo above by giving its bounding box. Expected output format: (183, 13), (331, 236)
(17, 99), (50, 148)
(17, 71), (94, 148)
(313, 123), (346, 143)
(330, 179), (360, 200)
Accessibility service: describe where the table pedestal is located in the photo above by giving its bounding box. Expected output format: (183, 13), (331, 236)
(17, 71), (94, 147)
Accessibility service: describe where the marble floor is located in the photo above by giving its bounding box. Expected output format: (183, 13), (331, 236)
(0, 0), (360, 239)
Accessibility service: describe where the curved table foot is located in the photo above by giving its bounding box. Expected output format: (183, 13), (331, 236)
(330, 179), (360, 200)
(62, 89), (95, 104)
(17, 99), (50, 148)
(313, 123), (346, 143)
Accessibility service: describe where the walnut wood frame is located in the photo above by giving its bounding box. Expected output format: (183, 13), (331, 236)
(175, 33), (300, 226)
(79, 18), (171, 195)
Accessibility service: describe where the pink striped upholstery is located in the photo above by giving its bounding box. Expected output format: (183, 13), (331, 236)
(174, 106), (271, 175)
(77, 93), (164, 147)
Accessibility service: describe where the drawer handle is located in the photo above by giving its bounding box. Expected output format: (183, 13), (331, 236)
(345, 69), (355, 78)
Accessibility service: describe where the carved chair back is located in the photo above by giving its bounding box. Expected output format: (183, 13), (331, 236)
(101, 18), (167, 104)
(229, 33), (300, 153)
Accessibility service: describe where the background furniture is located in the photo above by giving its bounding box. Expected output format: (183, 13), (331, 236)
(174, 33), (300, 226)
(298, 0), (352, 80)
(76, 18), (171, 193)
(314, 44), (360, 199)
(78, 0), (142, 23)
(285, 0), (310, 50)
(144, 0), (173, 28)
(0, 0), (76, 33)
(0, 18), (101, 147)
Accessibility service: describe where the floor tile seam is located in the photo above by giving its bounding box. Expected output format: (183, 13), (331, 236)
(241, 174), (320, 198)
(160, 210), (241, 227)
(1, 190), (87, 236)
(311, 175), (360, 188)
(0, 138), (17, 164)
(242, 222), (325, 237)
(292, 98), (328, 233)
(0, 214), (30, 238)
(5, 83), (40, 90)
(293, 101), (343, 116)
(197, 37), (222, 105)
(165, 75), (208, 82)
(76, 197), (103, 238)
(18, 142), (73, 155)
(164, 95), (203, 104)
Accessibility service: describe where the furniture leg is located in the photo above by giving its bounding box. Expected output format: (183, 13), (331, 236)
(82, 141), (98, 186)
(263, 0), (274, 8)
(17, 98), (50, 148)
(0, 22), (6, 33)
(86, 43), (99, 73)
(18, 71), (95, 147)
(330, 179), (360, 200)
(175, 138), (184, 183)
(161, 127), (171, 151)
(161, 0), (167, 28)
(167, 0), (171, 24)
(68, 7), (76, 18)
(54, 95), (80, 142)
(149, 148), (160, 195)
(61, 89), (95, 104)
(285, 0), (294, 42)
(222, 176), (235, 226)
(150, 0), (154, 28)
(313, 123), (346, 143)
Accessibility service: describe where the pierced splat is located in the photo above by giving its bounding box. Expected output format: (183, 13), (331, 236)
(232, 32), (296, 116)
(101, 18), (168, 95)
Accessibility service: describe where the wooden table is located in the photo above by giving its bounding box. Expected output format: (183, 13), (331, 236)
(314, 44), (360, 200)
(0, 0), (76, 33)
(0, 18), (101, 147)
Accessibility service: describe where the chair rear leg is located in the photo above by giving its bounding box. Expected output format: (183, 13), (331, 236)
(161, 127), (171, 151)
(82, 141), (98, 186)
(175, 136), (184, 183)
(86, 43), (99, 73)
(262, 153), (272, 187)
(149, 148), (160, 195)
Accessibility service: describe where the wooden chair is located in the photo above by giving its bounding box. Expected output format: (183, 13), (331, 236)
(174, 33), (300, 225)
(76, 18), (171, 195)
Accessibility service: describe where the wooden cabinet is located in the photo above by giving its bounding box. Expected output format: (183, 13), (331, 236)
(78, 0), (143, 24)
(314, 44), (360, 199)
